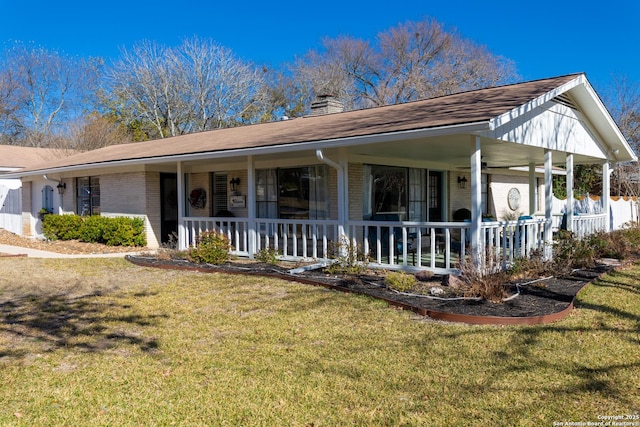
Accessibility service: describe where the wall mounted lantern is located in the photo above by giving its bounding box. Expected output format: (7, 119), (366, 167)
(229, 178), (240, 193)
(457, 176), (467, 189)
(56, 182), (66, 194)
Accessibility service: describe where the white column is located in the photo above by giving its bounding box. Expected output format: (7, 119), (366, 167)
(566, 154), (574, 232)
(470, 136), (482, 261)
(338, 147), (348, 239)
(544, 150), (553, 259)
(247, 155), (256, 258)
(529, 162), (536, 215)
(602, 161), (610, 232)
(177, 161), (186, 250)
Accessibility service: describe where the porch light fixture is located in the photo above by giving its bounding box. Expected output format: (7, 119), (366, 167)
(457, 176), (467, 189)
(56, 182), (66, 194)
(229, 178), (240, 192)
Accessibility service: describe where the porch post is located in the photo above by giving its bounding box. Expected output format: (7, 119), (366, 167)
(176, 161), (186, 251)
(247, 155), (256, 258)
(602, 161), (610, 232)
(528, 162), (536, 215)
(338, 148), (348, 239)
(470, 135), (482, 262)
(544, 150), (553, 259)
(566, 154), (574, 232)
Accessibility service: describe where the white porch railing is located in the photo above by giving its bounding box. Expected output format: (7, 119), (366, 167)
(254, 219), (339, 260)
(183, 216), (251, 256)
(480, 217), (547, 270)
(180, 214), (602, 273)
(347, 220), (469, 273)
(572, 213), (607, 239)
(182, 216), (339, 260)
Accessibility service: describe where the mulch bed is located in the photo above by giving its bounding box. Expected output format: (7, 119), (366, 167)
(126, 255), (618, 325)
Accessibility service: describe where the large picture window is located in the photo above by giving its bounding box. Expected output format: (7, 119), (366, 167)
(363, 165), (443, 222)
(256, 166), (329, 219)
(76, 177), (100, 216)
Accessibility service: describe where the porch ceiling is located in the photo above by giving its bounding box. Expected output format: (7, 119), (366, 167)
(343, 134), (599, 170)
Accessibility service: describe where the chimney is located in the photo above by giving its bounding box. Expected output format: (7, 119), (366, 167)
(310, 94), (344, 116)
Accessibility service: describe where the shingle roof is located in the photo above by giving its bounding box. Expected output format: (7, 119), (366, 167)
(0, 145), (70, 171)
(17, 74), (582, 173)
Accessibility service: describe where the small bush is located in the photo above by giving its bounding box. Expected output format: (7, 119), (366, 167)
(189, 231), (231, 265)
(458, 250), (509, 302)
(42, 214), (83, 241)
(255, 247), (279, 265)
(385, 271), (417, 292)
(326, 235), (368, 275)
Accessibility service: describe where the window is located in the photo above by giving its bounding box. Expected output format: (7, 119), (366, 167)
(256, 166), (329, 219)
(210, 173), (228, 215)
(481, 174), (490, 215)
(76, 177), (100, 216)
(363, 165), (443, 222)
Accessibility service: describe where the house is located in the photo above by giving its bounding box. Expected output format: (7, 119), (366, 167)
(0, 145), (69, 235)
(5, 73), (636, 273)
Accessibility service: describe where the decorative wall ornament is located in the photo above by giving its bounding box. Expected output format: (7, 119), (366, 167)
(189, 188), (207, 209)
(507, 187), (521, 211)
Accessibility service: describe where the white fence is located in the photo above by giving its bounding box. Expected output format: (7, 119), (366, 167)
(0, 180), (22, 235)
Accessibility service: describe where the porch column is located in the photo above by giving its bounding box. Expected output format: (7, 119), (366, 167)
(544, 150), (553, 259)
(566, 154), (574, 232)
(602, 161), (610, 232)
(470, 135), (482, 262)
(528, 162), (536, 215)
(338, 148), (348, 239)
(177, 161), (186, 251)
(247, 155), (256, 258)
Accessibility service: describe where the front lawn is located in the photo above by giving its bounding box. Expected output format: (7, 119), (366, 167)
(0, 258), (638, 426)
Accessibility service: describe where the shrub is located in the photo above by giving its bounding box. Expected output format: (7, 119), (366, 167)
(458, 250), (509, 302)
(42, 214), (83, 241)
(188, 231), (231, 265)
(326, 235), (368, 275)
(42, 214), (146, 247)
(255, 246), (279, 265)
(385, 271), (417, 292)
(101, 217), (146, 246)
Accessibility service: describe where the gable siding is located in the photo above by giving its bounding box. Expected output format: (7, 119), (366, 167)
(492, 102), (608, 159)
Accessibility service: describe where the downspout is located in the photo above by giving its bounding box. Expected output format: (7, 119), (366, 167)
(316, 149), (347, 241)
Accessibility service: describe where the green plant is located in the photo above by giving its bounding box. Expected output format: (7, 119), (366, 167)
(255, 246), (279, 265)
(188, 231), (231, 265)
(42, 214), (84, 241)
(384, 271), (416, 292)
(42, 214), (146, 247)
(101, 217), (146, 246)
(326, 235), (368, 275)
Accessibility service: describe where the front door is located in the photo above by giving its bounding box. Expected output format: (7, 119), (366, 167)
(160, 173), (178, 245)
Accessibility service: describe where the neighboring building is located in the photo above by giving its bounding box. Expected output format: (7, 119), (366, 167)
(0, 145), (69, 235)
(5, 74), (636, 272)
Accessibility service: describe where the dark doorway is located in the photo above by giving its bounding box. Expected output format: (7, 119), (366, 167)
(428, 171), (443, 221)
(160, 173), (178, 244)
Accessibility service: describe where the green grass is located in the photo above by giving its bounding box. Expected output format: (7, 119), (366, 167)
(0, 258), (638, 426)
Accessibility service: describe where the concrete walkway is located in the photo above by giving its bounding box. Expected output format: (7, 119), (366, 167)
(0, 244), (146, 259)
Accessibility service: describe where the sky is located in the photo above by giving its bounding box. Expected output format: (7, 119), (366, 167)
(1, 0), (639, 94)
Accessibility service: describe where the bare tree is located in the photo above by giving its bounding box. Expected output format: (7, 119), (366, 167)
(0, 42), (100, 147)
(107, 37), (266, 140)
(62, 113), (131, 151)
(606, 76), (640, 196)
(291, 17), (518, 110)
